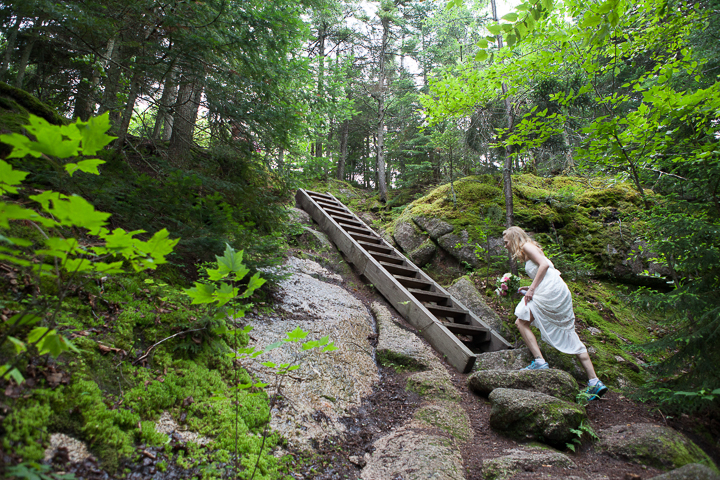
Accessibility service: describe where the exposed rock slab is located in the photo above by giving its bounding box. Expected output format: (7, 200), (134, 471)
(482, 447), (576, 480)
(249, 257), (378, 450)
(438, 230), (480, 268)
(488, 388), (586, 448)
(414, 401), (473, 443)
(360, 425), (465, 480)
(474, 347), (533, 372)
(596, 423), (717, 471)
(288, 206), (313, 225)
(468, 369), (579, 402)
(447, 277), (502, 332)
(297, 226), (333, 251)
(648, 463), (720, 480)
(372, 302), (442, 371)
(394, 220), (427, 254)
(413, 216), (454, 240)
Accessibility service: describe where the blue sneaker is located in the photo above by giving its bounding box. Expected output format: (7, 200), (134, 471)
(522, 360), (549, 370)
(585, 380), (609, 400)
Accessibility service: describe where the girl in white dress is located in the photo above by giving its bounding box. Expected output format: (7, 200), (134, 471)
(503, 226), (608, 399)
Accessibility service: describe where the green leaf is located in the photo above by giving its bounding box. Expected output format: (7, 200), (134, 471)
(264, 340), (283, 352)
(27, 327), (50, 345)
(261, 361), (277, 368)
(185, 282), (217, 304)
(8, 336), (26, 354)
(242, 272), (266, 298)
(285, 326), (309, 342)
(0, 160), (29, 194)
(487, 23), (502, 35)
(30, 191), (110, 235)
(65, 159), (106, 177)
(501, 12), (518, 21)
(322, 342), (339, 353)
(0, 364), (24, 383)
(302, 340), (319, 350)
(77, 112), (116, 155)
(475, 50), (489, 62)
(476, 39), (489, 49)
(8, 313), (41, 326)
(208, 244), (248, 281)
(213, 282), (239, 306)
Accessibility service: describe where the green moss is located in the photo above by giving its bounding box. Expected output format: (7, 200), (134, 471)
(0, 82), (67, 126)
(377, 349), (427, 372)
(1, 400), (52, 461)
(414, 402), (472, 442)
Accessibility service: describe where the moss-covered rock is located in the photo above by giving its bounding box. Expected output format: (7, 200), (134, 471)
(488, 388), (587, 448)
(414, 401), (473, 442)
(394, 220), (428, 253)
(648, 463), (720, 480)
(0, 81), (67, 126)
(481, 447), (576, 480)
(596, 423), (718, 472)
(406, 369), (462, 402)
(468, 369), (579, 402)
(413, 216), (454, 240)
(448, 276), (503, 332)
(474, 347), (534, 372)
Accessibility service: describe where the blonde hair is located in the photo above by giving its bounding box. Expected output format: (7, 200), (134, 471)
(502, 226), (542, 261)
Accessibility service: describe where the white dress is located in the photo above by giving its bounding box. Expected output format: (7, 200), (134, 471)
(515, 259), (587, 355)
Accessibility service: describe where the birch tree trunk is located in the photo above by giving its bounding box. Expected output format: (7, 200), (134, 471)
(153, 63), (179, 140)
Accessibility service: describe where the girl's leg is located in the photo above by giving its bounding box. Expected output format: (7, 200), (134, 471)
(577, 352), (598, 380)
(515, 312), (544, 361)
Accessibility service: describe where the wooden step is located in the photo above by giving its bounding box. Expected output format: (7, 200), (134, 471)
(370, 251), (404, 265)
(394, 274), (432, 289)
(379, 261), (417, 277)
(323, 205), (350, 215)
(442, 323), (489, 338)
(343, 225), (374, 236)
(330, 212), (355, 221)
(338, 219), (364, 228)
(307, 192), (333, 200)
(357, 241), (393, 254)
(407, 288), (451, 305)
(425, 304), (469, 322)
(349, 232), (382, 244)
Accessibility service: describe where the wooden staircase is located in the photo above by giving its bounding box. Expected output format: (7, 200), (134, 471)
(296, 189), (512, 373)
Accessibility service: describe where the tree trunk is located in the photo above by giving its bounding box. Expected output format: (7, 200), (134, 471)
(315, 24), (325, 161)
(73, 63), (95, 121)
(375, 14), (390, 203)
(99, 41), (124, 127)
(15, 32), (37, 89)
(338, 119), (349, 180)
(115, 69), (143, 151)
(153, 63), (179, 140)
(168, 73), (204, 164)
(490, 0), (517, 273)
(1, 16), (23, 80)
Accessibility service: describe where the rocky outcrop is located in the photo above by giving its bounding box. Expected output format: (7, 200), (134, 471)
(448, 277), (503, 332)
(408, 239), (436, 266)
(468, 369), (579, 402)
(648, 463), (720, 480)
(488, 388), (587, 448)
(288, 206), (313, 225)
(482, 447), (576, 480)
(596, 423), (717, 471)
(474, 347), (533, 371)
(414, 401), (473, 443)
(438, 230), (480, 268)
(407, 369), (462, 402)
(393, 221), (426, 253)
(360, 426), (465, 480)
(297, 226), (333, 251)
(413, 216), (454, 240)
(393, 221), (437, 265)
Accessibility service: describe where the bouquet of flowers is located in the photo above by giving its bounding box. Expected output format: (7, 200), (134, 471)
(495, 272), (521, 297)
